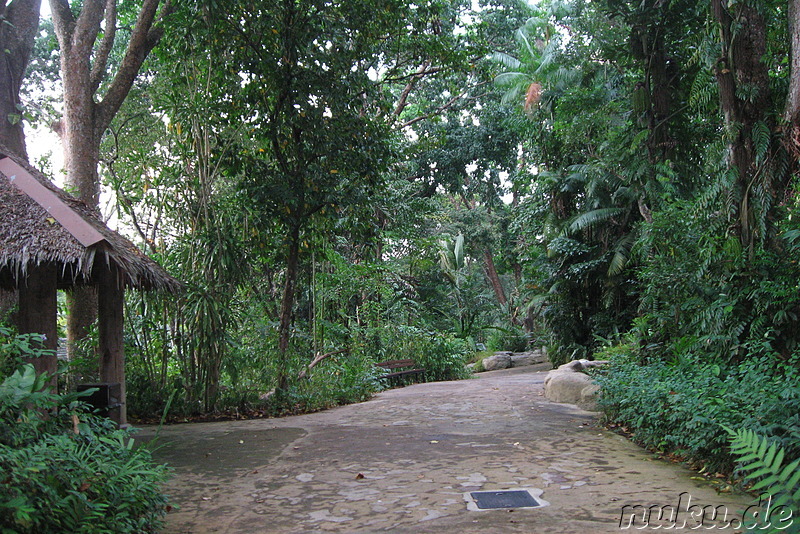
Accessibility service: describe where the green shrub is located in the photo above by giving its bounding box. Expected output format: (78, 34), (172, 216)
(0, 326), (49, 381)
(595, 343), (800, 473)
(379, 325), (471, 382)
(0, 342), (170, 534)
(486, 326), (529, 353)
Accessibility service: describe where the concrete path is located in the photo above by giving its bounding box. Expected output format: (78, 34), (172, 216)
(138, 364), (752, 533)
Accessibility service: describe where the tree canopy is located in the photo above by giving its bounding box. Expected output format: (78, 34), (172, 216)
(5, 0), (800, 479)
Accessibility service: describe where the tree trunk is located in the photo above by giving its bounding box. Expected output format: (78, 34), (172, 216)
(785, 0), (800, 169)
(277, 224), (301, 390)
(49, 0), (167, 355)
(0, 0), (41, 334)
(0, 0), (41, 159)
(711, 0), (773, 258)
(482, 248), (507, 307)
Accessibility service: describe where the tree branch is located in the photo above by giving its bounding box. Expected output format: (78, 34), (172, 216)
(400, 91), (463, 129)
(96, 0), (170, 134)
(89, 0), (117, 92)
(392, 61), (429, 118)
(48, 0), (76, 52)
(72, 0), (106, 55)
(384, 65), (445, 84)
(298, 348), (347, 379)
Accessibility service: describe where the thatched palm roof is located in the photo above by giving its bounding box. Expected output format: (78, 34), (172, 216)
(0, 147), (181, 293)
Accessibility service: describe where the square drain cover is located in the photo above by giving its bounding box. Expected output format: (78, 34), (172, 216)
(465, 489), (549, 511)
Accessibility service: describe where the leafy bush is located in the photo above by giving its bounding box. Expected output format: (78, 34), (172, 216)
(486, 325), (530, 352)
(0, 336), (170, 534)
(377, 325), (472, 382)
(726, 428), (800, 533)
(0, 326), (50, 381)
(595, 343), (800, 473)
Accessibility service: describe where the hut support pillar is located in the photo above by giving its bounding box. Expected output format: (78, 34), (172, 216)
(18, 263), (58, 386)
(98, 263), (126, 425)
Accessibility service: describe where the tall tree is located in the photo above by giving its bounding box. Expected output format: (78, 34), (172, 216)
(0, 0), (40, 157)
(710, 0), (784, 257)
(48, 0), (169, 352)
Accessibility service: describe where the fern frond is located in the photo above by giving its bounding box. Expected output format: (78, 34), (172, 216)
(726, 426), (800, 532)
(752, 121), (771, 164)
(608, 233), (637, 277)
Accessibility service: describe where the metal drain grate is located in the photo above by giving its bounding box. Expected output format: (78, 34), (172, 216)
(464, 488), (550, 511)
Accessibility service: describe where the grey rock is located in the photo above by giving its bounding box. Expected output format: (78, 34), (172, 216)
(544, 359), (609, 411)
(481, 354), (512, 371)
(510, 350), (547, 367)
(579, 383), (602, 412)
(544, 371), (592, 404)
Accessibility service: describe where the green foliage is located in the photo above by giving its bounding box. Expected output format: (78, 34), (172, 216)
(389, 326), (472, 383)
(726, 428), (800, 533)
(486, 325), (530, 352)
(0, 326), (50, 381)
(0, 364), (170, 533)
(596, 343), (800, 473)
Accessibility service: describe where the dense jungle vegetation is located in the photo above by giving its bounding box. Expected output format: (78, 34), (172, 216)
(4, 0), (800, 484)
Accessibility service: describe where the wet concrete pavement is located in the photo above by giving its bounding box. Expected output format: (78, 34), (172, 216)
(137, 364), (752, 533)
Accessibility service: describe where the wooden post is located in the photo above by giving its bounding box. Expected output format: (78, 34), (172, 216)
(18, 262), (58, 386)
(97, 259), (126, 425)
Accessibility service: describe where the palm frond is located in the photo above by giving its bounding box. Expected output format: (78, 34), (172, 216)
(566, 207), (626, 234)
(494, 71), (529, 88)
(490, 52), (523, 71)
(608, 232), (637, 276)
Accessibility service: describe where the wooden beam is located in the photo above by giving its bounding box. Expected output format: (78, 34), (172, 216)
(18, 262), (58, 387)
(97, 259), (126, 425)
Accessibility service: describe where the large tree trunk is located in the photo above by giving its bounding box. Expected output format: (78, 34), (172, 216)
(711, 0), (773, 258)
(0, 0), (40, 159)
(0, 0), (41, 322)
(49, 0), (168, 355)
(482, 248), (507, 308)
(785, 0), (800, 168)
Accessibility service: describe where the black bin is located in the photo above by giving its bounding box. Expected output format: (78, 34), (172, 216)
(77, 382), (122, 421)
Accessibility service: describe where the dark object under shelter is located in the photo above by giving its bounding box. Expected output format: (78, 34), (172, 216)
(0, 147), (181, 425)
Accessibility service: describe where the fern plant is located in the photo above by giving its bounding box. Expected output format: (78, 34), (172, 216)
(726, 426), (800, 533)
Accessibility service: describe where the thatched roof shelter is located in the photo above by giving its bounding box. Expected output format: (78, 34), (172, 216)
(0, 146), (181, 425)
(0, 151), (181, 293)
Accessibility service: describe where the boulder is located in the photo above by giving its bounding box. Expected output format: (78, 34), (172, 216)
(544, 371), (593, 404)
(482, 353), (512, 371)
(543, 359), (608, 411)
(579, 383), (602, 412)
(510, 349), (547, 367)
